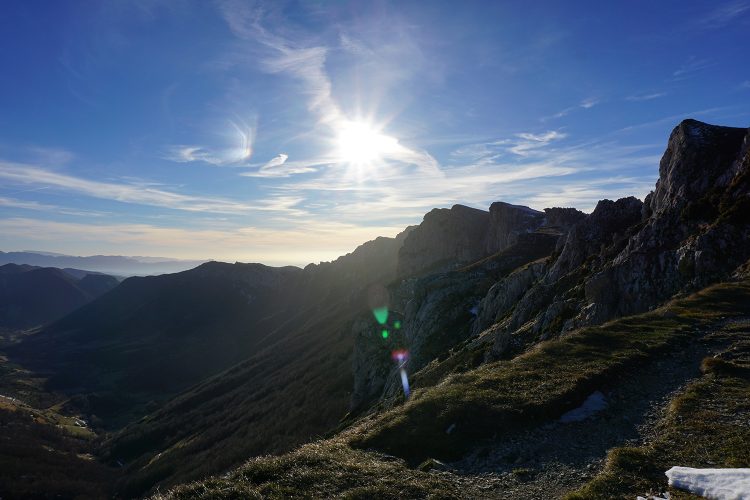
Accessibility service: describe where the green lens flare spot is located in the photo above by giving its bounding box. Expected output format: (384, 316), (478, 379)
(394, 320), (401, 329)
(381, 330), (389, 339)
(372, 307), (389, 325)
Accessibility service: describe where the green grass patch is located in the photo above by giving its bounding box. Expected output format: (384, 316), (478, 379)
(153, 439), (460, 499)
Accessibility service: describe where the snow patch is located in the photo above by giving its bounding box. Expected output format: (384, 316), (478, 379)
(558, 391), (607, 423)
(666, 467), (750, 500)
(637, 494), (669, 500)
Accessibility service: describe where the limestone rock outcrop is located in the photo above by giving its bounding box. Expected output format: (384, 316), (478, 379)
(584, 121), (750, 321)
(396, 205), (489, 278)
(484, 202), (545, 254)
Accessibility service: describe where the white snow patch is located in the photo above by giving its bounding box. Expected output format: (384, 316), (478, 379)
(558, 391), (607, 423)
(637, 494), (670, 500)
(666, 467), (750, 500)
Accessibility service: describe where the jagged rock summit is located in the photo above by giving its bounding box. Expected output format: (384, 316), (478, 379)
(396, 202), (585, 278)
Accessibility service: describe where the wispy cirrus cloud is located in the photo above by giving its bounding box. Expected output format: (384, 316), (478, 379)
(0, 196), (107, 217)
(511, 131), (567, 156)
(218, 0), (341, 126)
(450, 130), (567, 161)
(579, 98), (599, 109)
(626, 92), (667, 102)
(672, 57), (714, 80)
(241, 153), (323, 178)
(695, 0), (750, 30)
(163, 119), (254, 166)
(542, 98), (600, 121)
(0, 161), (304, 215)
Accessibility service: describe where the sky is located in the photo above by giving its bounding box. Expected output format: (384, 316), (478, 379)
(0, 0), (748, 266)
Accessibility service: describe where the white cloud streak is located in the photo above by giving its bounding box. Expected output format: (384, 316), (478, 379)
(542, 97), (600, 121)
(241, 153), (321, 178)
(696, 1), (750, 30)
(163, 119), (254, 166)
(626, 92), (667, 102)
(0, 161), (304, 215)
(0, 196), (106, 217)
(673, 57), (714, 80)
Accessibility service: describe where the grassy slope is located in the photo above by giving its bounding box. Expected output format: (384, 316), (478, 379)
(153, 440), (461, 500)
(350, 281), (750, 462)
(567, 323), (750, 499)
(154, 280), (750, 499)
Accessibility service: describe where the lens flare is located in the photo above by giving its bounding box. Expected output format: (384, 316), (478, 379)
(399, 368), (411, 399)
(372, 307), (389, 325)
(381, 329), (389, 339)
(391, 349), (409, 363)
(391, 349), (411, 399)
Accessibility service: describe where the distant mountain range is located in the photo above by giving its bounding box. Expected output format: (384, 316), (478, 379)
(0, 264), (118, 329)
(0, 251), (207, 276)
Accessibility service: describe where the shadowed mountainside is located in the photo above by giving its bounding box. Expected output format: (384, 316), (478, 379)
(0, 264), (118, 329)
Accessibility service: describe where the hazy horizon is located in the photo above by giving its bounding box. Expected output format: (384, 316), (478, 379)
(1, 1), (748, 264)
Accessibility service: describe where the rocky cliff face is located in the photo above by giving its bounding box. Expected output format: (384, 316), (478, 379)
(396, 205), (489, 278)
(396, 202), (566, 278)
(352, 226), (559, 410)
(484, 202), (545, 254)
(584, 120), (749, 322)
(354, 119), (750, 410)
(543, 207), (587, 231)
(484, 121), (750, 357)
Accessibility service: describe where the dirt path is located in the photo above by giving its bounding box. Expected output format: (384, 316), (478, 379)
(424, 322), (737, 499)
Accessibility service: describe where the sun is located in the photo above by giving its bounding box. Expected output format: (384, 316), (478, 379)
(334, 120), (399, 166)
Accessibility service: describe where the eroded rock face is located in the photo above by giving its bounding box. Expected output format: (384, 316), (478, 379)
(397, 205), (489, 278)
(648, 119), (747, 215)
(472, 259), (547, 336)
(352, 231), (559, 410)
(396, 202), (553, 278)
(484, 202), (545, 254)
(584, 122), (749, 321)
(548, 197), (643, 282)
(543, 207), (587, 232)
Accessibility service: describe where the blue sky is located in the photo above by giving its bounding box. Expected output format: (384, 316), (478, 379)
(0, 0), (748, 265)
